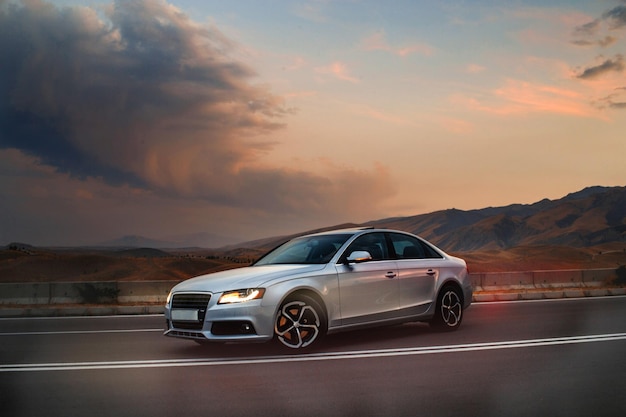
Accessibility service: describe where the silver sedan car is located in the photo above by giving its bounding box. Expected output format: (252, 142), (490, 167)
(164, 227), (472, 349)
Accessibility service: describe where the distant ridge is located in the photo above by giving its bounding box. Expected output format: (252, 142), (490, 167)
(230, 186), (625, 253)
(366, 186), (625, 251)
(99, 235), (174, 249)
(2, 186), (623, 278)
(98, 231), (239, 249)
(82, 186), (626, 252)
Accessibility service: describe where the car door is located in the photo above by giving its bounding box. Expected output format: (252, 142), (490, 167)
(334, 232), (399, 326)
(388, 232), (440, 314)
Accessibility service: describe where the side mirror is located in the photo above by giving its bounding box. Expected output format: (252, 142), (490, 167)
(346, 250), (372, 264)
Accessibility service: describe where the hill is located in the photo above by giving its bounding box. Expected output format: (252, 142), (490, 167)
(223, 186), (625, 273)
(0, 247), (247, 283)
(364, 186), (625, 251)
(1, 186), (624, 282)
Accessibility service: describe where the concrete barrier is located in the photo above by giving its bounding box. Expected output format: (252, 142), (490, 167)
(0, 268), (621, 307)
(471, 268), (618, 292)
(0, 280), (180, 305)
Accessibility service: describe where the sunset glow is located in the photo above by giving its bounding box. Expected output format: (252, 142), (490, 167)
(1, 0), (624, 246)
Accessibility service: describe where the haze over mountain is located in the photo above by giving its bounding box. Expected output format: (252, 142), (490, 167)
(3, 186), (624, 280)
(76, 186), (625, 252)
(228, 186), (625, 253)
(98, 232), (239, 249)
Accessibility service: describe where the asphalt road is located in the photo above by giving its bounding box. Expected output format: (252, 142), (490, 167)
(1, 296), (626, 417)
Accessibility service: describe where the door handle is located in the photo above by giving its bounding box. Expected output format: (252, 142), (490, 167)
(385, 271), (397, 279)
(426, 269), (436, 276)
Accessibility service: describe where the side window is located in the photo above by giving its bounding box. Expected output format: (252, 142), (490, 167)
(343, 233), (389, 261)
(389, 233), (425, 259)
(418, 240), (443, 259)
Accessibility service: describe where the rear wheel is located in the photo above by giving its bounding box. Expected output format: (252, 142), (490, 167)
(274, 294), (326, 349)
(430, 285), (463, 331)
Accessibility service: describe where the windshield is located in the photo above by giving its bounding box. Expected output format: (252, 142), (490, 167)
(254, 234), (351, 265)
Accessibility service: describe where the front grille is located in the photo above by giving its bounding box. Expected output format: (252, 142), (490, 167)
(171, 293), (211, 331)
(171, 293), (212, 309)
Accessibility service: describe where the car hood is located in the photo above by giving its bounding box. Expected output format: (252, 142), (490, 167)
(171, 264), (327, 294)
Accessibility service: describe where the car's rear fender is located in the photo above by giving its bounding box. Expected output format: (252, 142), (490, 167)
(435, 278), (472, 310)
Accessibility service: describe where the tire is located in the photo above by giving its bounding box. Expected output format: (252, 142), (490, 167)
(274, 294), (327, 349)
(430, 285), (463, 331)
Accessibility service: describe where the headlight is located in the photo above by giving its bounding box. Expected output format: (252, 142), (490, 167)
(166, 291), (173, 306)
(218, 288), (265, 304)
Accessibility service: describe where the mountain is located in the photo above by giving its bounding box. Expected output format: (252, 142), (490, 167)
(365, 186), (625, 251)
(99, 232), (239, 249)
(231, 186), (625, 253)
(99, 186), (625, 253)
(99, 235), (175, 249)
(4, 186), (623, 278)
(162, 232), (240, 248)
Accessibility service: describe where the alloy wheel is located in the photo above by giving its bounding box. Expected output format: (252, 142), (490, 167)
(275, 300), (321, 349)
(440, 289), (462, 327)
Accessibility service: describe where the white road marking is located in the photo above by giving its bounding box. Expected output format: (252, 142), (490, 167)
(2, 333), (625, 373)
(0, 328), (163, 336)
(0, 314), (163, 321)
(472, 294), (626, 305)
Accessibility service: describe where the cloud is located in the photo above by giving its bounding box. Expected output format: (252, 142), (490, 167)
(0, 0), (285, 182)
(595, 87), (626, 109)
(571, 35), (618, 47)
(576, 55), (625, 79)
(451, 79), (601, 118)
(314, 61), (360, 83)
(0, 0), (393, 226)
(603, 4), (626, 29)
(361, 32), (433, 57)
(573, 19), (601, 38)
(572, 2), (626, 46)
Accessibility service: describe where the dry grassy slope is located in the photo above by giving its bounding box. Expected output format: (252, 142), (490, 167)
(0, 249), (242, 283)
(1, 243), (624, 283)
(2, 187), (623, 283)
(456, 243), (626, 273)
(2, 244), (625, 284)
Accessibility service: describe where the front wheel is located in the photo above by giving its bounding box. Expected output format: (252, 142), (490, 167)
(274, 294), (327, 349)
(430, 285), (463, 331)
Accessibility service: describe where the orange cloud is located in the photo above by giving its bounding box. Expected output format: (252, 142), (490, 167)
(452, 79), (605, 119)
(314, 61), (360, 83)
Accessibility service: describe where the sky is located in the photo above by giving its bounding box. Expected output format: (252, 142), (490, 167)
(1, 0), (625, 246)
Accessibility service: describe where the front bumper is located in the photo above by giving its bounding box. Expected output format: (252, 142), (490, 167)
(164, 292), (276, 343)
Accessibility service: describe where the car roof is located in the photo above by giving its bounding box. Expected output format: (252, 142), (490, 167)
(304, 227), (415, 238)
(304, 227), (373, 236)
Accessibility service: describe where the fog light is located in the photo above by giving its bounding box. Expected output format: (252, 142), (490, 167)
(211, 321), (256, 335)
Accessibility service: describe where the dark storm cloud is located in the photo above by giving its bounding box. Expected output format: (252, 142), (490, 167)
(0, 0), (394, 216)
(0, 1), (255, 173)
(576, 55), (625, 79)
